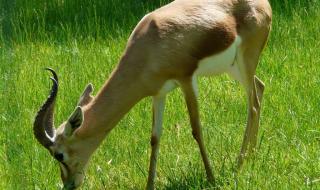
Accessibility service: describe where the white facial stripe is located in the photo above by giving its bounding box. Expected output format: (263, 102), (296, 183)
(60, 163), (68, 177)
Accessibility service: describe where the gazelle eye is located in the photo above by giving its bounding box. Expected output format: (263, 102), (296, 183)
(54, 153), (64, 162)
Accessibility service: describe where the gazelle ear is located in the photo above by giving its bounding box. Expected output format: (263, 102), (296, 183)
(64, 106), (83, 137)
(77, 83), (94, 107)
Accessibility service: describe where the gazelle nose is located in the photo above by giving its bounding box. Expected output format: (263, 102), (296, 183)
(63, 181), (76, 190)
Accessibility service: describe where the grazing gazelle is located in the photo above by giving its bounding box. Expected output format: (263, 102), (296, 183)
(34, 0), (272, 189)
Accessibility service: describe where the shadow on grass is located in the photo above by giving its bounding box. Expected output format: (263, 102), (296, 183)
(162, 169), (233, 190)
(163, 177), (212, 190)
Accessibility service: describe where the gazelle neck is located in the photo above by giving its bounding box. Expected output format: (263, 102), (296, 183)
(77, 57), (151, 140)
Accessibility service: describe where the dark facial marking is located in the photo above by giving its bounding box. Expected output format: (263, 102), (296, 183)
(54, 153), (64, 162)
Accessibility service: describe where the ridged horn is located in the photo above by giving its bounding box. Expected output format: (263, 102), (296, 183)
(33, 68), (58, 149)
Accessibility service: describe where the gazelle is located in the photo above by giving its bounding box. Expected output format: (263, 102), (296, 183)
(34, 0), (272, 189)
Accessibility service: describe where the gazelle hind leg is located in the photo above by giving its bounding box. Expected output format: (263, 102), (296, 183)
(249, 76), (265, 151)
(233, 30), (269, 167)
(237, 75), (265, 168)
(254, 76), (265, 107)
(179, 77), (214, 183)
(146, 96), (166, 190)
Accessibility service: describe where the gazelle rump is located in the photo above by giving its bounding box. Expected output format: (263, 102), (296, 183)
(33, 0), (272, 189)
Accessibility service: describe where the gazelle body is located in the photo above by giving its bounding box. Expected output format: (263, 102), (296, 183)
(33, 0), (272, 189)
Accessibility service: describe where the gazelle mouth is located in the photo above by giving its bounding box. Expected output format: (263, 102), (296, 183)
(63, 181), (76, 190)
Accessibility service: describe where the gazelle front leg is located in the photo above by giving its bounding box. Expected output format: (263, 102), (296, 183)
(238, 75), (265, 167)
(146, 95), (166, 190)
(179, 77), (215, 183)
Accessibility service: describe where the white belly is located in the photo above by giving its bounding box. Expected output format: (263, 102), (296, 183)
(195, 36), (242, 77)
(156, 36), (243, 97)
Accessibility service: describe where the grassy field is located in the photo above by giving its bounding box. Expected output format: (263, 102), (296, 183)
(1, 0), (320, 189)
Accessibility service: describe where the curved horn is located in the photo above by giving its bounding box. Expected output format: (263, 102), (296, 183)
(33, 68), (59, 149)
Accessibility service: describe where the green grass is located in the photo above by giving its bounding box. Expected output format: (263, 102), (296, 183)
(1, 0), (320, 189)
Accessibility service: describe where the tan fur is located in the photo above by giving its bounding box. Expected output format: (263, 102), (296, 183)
(42, 1), (272, 189)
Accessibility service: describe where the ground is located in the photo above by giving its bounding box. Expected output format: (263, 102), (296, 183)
(0, 0), (319, 189)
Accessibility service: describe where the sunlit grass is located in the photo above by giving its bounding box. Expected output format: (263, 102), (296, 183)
(0, 0), (320, 189)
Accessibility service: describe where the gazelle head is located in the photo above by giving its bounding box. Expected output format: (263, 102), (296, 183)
(34, 68), (94, 190)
